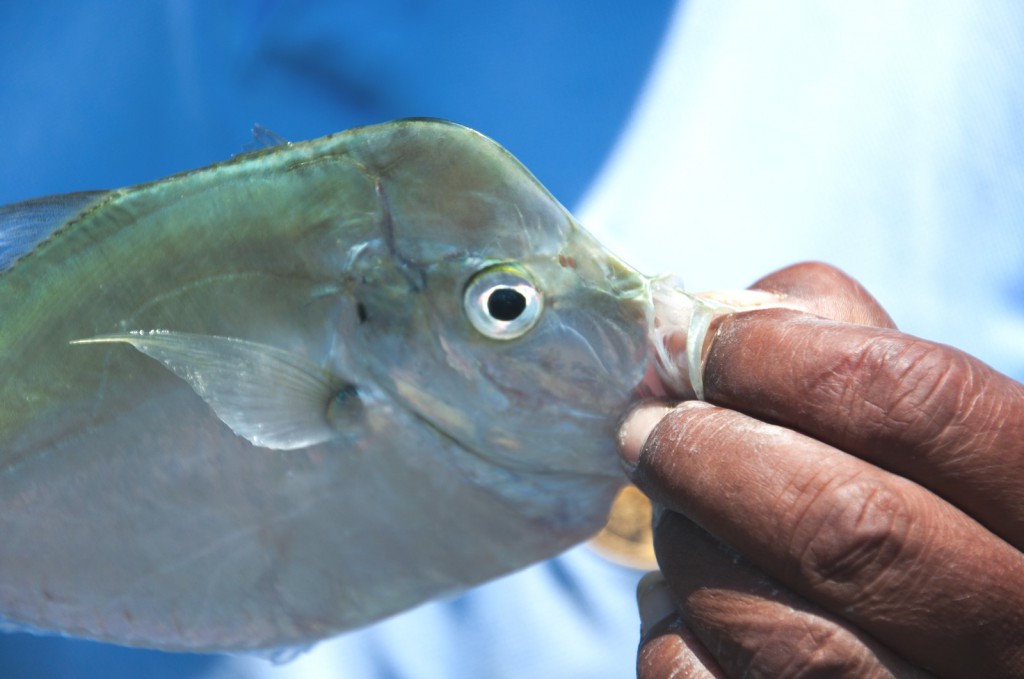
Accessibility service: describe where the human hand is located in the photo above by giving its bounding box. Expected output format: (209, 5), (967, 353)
(619, 262), (1024, 678)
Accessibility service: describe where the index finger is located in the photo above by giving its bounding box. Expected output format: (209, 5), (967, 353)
(703, 308), (1024, 549)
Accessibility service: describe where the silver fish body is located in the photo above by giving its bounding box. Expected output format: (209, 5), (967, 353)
(0, 120), (651, 650)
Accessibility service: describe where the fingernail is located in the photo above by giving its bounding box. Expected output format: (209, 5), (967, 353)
(695, 289), (786, 309)
(636, 571), (676, 637)
(617, 403), (673, 471)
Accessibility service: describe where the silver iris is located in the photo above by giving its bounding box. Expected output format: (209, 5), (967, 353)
(463, 263), (544, 340)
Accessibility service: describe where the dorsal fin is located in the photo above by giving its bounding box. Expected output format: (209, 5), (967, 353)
(0, 190), (109, 272)
(243, 124), (291, 152)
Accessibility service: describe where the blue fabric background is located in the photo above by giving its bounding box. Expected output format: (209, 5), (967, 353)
(1, 1), (672, 208)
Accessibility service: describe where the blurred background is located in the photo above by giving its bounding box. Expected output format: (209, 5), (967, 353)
(0, 1), (672, 209)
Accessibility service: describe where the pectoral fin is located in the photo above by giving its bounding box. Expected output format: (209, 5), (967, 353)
(72, 331), (353, 450)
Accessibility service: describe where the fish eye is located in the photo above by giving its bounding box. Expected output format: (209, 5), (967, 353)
(463, 264), (543, 340)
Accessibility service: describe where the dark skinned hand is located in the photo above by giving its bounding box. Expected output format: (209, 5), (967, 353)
(618, 262), (1024, 678)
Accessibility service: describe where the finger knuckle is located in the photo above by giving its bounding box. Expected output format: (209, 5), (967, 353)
(830, 334), (978, 449)
(791, 475), (915, 604)
(743, 619), (886, 679)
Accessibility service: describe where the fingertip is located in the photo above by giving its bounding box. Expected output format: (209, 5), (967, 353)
(637, 571), (677, 638)
(637, 570), (666, 599)
(618, 403), (673, 470)
(636, 571), (727, 678)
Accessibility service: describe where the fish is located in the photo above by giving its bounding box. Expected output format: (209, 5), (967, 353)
(0, 119), (664, 652)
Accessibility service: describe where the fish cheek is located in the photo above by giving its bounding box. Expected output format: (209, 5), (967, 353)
(345, 268), (489, 431)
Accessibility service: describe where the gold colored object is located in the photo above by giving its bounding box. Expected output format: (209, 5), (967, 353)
(589, 485), (657, 570)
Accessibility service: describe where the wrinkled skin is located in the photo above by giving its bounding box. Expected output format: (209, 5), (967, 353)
(621, 262), (1024, 678)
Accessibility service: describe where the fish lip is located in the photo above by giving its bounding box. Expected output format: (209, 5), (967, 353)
(630, 353), (673, 401)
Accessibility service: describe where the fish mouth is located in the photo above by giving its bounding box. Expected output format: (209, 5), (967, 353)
(643, 279), (790, 400)
(630, 357), (673, 401)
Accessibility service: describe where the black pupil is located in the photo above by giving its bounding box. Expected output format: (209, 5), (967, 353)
(487, 287), (527, 321)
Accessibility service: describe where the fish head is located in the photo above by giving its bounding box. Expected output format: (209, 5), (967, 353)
(340, 121), (651, 479)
